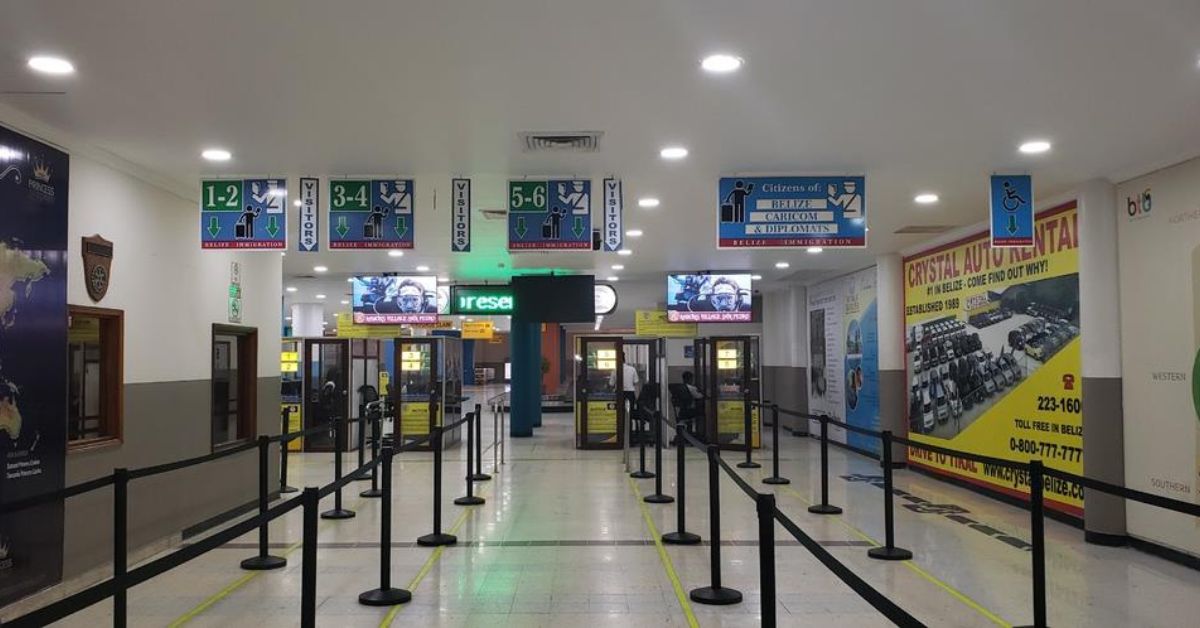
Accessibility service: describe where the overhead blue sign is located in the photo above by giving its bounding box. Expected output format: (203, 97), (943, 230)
(201, 178), (287, 249)
(328, 179), (414, 249)
(989, 174), (1034, 247)
(508, 179), (592, 251)
(717, 176), (866, 249)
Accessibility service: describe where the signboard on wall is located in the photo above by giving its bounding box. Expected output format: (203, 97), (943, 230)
(904, 202), (1082, 517)
(200, 178), (287, 249)
(462, 321), (495, 340)
(990, 174), (1034, 247)
(328, 179), (414, 249)
(806, 267), (879, 454)
(717, 176), (866, 249)
(0, 124), (69, 604)
(508, 179), (592, 251)
(634, 310), (697, 338)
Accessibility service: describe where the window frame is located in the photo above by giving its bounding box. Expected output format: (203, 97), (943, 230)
(66, 305), (124, 452)
(211, 324), (258, 450)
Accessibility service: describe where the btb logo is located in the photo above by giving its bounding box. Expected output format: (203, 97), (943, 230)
(1062, 374), (1076, 391)
(1126, 188), (1151, 219)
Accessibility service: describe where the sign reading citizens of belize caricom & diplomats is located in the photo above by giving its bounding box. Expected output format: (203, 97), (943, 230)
(717, 176), (866, 248)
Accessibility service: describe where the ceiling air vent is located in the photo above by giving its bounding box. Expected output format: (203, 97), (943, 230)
(894, 225), (956, 235)
(519, 131), (603, 153)
(479, 209), (507, 221)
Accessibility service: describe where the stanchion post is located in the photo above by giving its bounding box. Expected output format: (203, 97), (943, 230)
(113, 467), (128, 628)
(241, 435), (287, 570)
(471, 403), (491, 481)
(757, 492), (778, 628)
(455, 413), (485, 506)
(359, 447), (412, 606)
(355, 411), (368, 481)
(1018, 460), (1049, 628)
(689, 445), (743, 605)
(868, 431), (913, 561)
(280, 407), (297, 494)
(807, 415), (843, 515)
(361, 413), (383, 498)
(300, 487), (319, 628)
(662, 421), (701, 545)
(492, 401), (499, 474)
(763, 404), (789, 485)
(418, 426), (457, 546)
(737, 392), (760, 469)
(644, 412), (673, 503)
(321, 417), (356, 519)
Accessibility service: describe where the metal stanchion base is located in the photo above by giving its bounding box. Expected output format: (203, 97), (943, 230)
(417, 533), (457, 547)
(630, 470), (655, 479)
(643, 493), (674, 504)
(867, 546), (913, 561)
(280, 485), (299, 494)
(360, 488), (383, 498)
(358, 587), (412, 606)
(469, 473), (492, 482)
(661, 531), (701, 545)
(454, 495), (485, 505)
(762, 476), (791, 485)
(807, 503), (843, 515)
(321, 508), (356, 520)
(689, 586), (743, 605)
(736, 461), (761, 469)
(240, 554), (287, 571)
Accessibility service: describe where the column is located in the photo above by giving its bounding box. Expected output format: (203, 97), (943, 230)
(291, 303), (324, 338)
(876, 254), (907, 463)
(762, 286), (808, 432)
(510, 318), (541, 437)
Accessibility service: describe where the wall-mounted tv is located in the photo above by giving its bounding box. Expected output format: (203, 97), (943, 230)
(666, 273), (753, 322)
(351, 275), (439, 324)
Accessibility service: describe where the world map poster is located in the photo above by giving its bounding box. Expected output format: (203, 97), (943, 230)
(0, 124), (68, 604)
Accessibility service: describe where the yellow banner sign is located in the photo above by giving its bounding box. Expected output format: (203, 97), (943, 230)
(462, 321), (495, 339)
(335, 312), (410, 338)
(634, 310), (697, 338)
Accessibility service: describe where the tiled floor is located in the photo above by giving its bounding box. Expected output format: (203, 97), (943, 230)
(21, 385), (1200, 626)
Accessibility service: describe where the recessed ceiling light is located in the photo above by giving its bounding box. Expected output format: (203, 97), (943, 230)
(1018, 139), (1052, 154)
(285, 316), (292, 321)
(315, 294), (326, 300)
(387, 250), (404, 257)
(27, 55), (75, 75)
(775, 261), (790, 269)
(438, 277), (449, 283)
(625, 229), (643, 237)
(750, 274), (763, 280)
(346, 277), (355, 282)
(807, 247), (824, 254)
(293, 199), (302, 207)
(201, 148), (232, 162)
(914, 193), (939, 205)
(701, 53), (743, 74)
(659, 146), (688, 160)
(416, 265), (430, 272)
(638, 197), (660, 208)
(285, 286), (298, 293)
(340, 299), (349, 305)
(606, 276), (620, 282)
(617, 249), (633, 256)
(611, 264), (624, 270)
(313, 265), (328, 273)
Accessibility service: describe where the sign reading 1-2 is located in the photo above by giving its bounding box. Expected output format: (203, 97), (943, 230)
(200, 178), (287, 250)
(508, 179), (592, 251)
(328, 179), (415, 249)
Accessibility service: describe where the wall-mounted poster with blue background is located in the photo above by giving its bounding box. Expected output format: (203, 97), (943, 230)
(718, 176), (866, 249)
(0, 124), (69, 604)
(329, 179), (415, 249)
(200, 178), (287, 249)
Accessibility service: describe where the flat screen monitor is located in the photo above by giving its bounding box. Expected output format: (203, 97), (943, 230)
(666, 273), (753, 322)
(351, 275), (439, 324)
(512, 274), (595, 322)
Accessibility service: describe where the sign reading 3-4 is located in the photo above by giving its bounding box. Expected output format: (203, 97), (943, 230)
(717, 176), (866, 249)
(200, 178), (287, 249)
(328, 179), (415, 249)
(508, 179), (592, 251)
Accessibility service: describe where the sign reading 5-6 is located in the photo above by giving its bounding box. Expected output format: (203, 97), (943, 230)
(200, 178), (287, 250)
(328, 179), (415, 249)
(508, 179), (592, 251)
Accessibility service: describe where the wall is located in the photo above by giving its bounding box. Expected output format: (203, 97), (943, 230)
(762, 286), (808, 430)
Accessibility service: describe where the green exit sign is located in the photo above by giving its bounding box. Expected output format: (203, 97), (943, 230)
(452, 285), (514, 315)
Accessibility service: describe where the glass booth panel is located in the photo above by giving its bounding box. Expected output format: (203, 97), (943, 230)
(575, 338), (621, 449)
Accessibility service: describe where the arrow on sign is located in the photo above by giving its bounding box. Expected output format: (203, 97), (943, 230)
(1007, 214), (1018, 235)
(515, 216), (528, 238)
(265, 215), (280, 238)
(336, 216), (350, 238)
(395, 216), (408, 239)
(207, 216), (221, 238)
(572, 216), (585, 238)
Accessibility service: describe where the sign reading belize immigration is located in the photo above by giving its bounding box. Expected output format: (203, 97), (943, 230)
(200, 179), (287, 249)
(508, 179), (592, 251)
(904, 202), (1083, 516)
(328, 179), (414, 249)
(717, 176), (866, 249)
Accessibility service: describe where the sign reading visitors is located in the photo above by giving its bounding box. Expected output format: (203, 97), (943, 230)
(200, 178), (287, 249)
(298, 177), (319, 252)
(989, 174), (1034, 248)
(602, 178), (622, 252)
(508, 179), (592, 251)
(717, 176), (866, 249)
(328, 179), (414, 249)
(451, 178), (471, 252)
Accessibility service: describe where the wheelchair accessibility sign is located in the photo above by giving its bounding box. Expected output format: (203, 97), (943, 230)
(989, 174), (1034, 247)
(328, 179), (415, 249)
(200, 178), (287, 250)
(507, 179), (592, 251)
(717, 176), (866, 249)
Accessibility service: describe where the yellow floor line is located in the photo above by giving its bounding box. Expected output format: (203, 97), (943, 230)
(379, 481), (493, 627)
(776, 484), (1011, 627)
(626, 477), (701, 628)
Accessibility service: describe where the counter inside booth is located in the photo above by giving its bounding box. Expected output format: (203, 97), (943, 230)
(386, 336), (462, 451)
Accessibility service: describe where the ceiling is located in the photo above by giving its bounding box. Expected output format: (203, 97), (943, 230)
(4, 0), (1200, 318)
